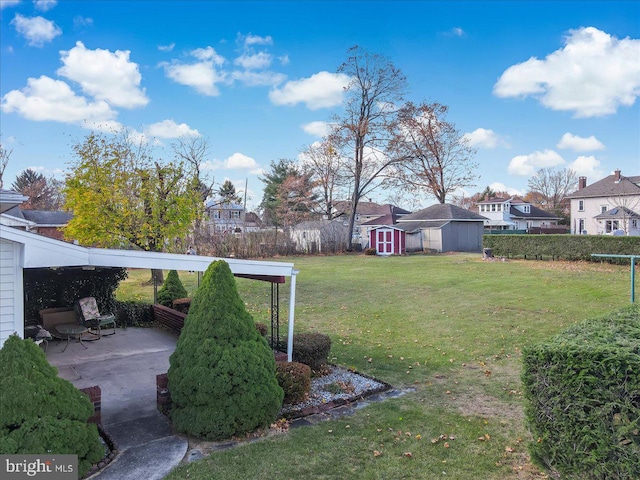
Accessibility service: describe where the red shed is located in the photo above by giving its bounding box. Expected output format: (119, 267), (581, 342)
(368, 226), (405, 255)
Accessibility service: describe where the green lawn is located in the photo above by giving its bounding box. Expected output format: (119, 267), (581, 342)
(117, 254), (632, 479)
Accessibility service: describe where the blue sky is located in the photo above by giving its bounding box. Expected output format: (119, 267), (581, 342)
(1, 0), (639, 210)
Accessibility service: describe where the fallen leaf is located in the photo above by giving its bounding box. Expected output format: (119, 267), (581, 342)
(373, 450), (382, 457)
(402, 452), (413, 458)
(505, 446), (514, 453)
(443, 442), (450, 448)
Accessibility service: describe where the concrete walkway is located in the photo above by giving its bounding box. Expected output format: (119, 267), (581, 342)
(46, 327), (188, 480)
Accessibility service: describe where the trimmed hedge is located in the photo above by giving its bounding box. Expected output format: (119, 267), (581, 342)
(291, 332), (332, 373)
(522, 305), (640, 479)
(114, 300), (153, 327)
(276, 361), (311, 404)
(483, 234), (640, 261)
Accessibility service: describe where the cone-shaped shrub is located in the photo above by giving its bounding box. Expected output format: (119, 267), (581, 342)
(157, 269), (188, 307)
(0, 335), (104, 478)
(167, 260), (284, 440)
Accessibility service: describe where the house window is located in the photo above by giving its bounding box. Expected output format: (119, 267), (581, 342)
(605, 220), (619, 233)
(526, 221), (533, 229)
(213, 210), (221, 219)
(579, 219), (585, 234)
(231, 211), (240, 219)
(632, 220), (638, 229)
(600, 205), (608, 214)
(578, 200), (584, 212)
(491, 204), (496, 212)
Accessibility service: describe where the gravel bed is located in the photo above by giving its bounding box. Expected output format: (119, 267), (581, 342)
(279, 366), (390, 417)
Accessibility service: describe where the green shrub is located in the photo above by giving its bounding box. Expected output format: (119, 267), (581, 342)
(157, 270), (188, 307)
(0, 335), (104, 478)
(114, 300), (153, 327)
(522, 305), (640, 479)
(167, 260), (284, 440)
(483, 234), (640, 261)
(276, 361), (311, 404)
(292, 332), (332, 373)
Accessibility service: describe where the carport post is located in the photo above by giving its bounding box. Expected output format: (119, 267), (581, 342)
(287, 269), (299, 362)
(591, 254), (638, 303)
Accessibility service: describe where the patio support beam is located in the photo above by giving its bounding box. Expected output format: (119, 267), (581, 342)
(287, 269), (299, 362)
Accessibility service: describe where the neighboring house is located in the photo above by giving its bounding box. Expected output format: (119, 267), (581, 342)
(205, 199), (245, 234)
(566, 170), (640, 235)
(477, 197), (562, 231)
(290, 220), (349, 254)
(0, 188), (300, 358)
(333, 201), (411, 247)
(3, 206), (73, 241)
(396, 203), (487, 253)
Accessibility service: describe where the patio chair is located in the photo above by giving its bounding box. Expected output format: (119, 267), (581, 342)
(74, 297), (117, 336)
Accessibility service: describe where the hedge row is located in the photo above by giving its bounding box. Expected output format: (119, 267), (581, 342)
(483, 234), (640, 261)
(522, 305), (640, 479)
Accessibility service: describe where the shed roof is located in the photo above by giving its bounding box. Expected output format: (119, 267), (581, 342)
(399, 203), (487, 222)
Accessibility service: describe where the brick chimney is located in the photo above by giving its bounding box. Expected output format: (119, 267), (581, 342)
(614, 169), (621, 182)
(578, 177), (587, 190)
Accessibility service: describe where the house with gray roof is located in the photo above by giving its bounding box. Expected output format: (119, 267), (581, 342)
(395, 203), (487, 253)
(566, 170), (640, 235)
(2, 205), (73, 241)
(476, 196), (562, 231)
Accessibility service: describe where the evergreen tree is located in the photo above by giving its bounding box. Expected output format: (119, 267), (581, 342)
(0, 335), (104, 477)
(167, 260), (283, 440)
(217, 180), (242, 205)
(157, 270), (188, 307)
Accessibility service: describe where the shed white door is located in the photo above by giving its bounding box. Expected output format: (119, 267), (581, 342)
(377, 229), (393, 255)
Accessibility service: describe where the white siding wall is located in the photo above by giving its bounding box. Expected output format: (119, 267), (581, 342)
(0, 239), (23, 347)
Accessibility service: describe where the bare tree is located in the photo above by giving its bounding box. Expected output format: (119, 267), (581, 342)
(527, 167), (577, 221)
(0, 139), (12, 189)
(299, 139), (346, 219)
(333, 45), (407, 250)
(389, 102), (478, 204)
(172, 136), (214, 201)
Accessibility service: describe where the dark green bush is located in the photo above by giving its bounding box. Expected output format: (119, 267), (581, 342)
(522, 305), (640, 479)
(157, 270), (188, 307)
(23, 267), (127, 322)
(276, 361), (311, 404)
(292, 332), (332, 373)
(483, 234), (640, 261)
(167, 260), (283, 440)
(0, 335), (104, 478)
(113, 300), (153, 327)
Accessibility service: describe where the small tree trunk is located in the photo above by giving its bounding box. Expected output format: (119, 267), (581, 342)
(150, 268), (164, 285)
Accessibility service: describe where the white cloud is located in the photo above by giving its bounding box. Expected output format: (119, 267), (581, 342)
(1, 75), (116, 124)
(278, 55), (290, 66)
(269, 71), (350, 110)
(567, 155), (605, 179)
(162, 46), (227, 96)
(58, 41), (148, 109)
(145, 119), (200, 139)
(507, 149), (565, 176)
(34, 0), (56, 12)
(231, 70), (286, 87)
(302, 121), (332, 137)
(243, 33), (273, 47)
(11, 14), (62, 46)
(0, 0), (21, 9)
(557, 132), (605, 152)
(494, 27), (640, 117)
(73, 16), (93, 28)
(224, 152), (258, 169)
(234, 51), (272, 70)
(463, 128), (500, 148)
(448, 27), (466, 37)
(489, 182), (524, 197)
(158, 43), (175, 52)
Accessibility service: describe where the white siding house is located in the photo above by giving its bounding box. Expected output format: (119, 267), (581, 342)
(477, 197), (561, 231)
(566, 170), (640, 235)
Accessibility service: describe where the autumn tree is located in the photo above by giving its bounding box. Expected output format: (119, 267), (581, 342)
(11, 168), (63, 210)
(172, 136), (214, 202)
(300, 139), (346, 219)
(64, 132), (204, 282)
(389, 102), (478, 205)
(526, 167), (577, 222)
(259, 158), (299, 227)
(274, 173), (319, 230)
(333, 45), (407, 250)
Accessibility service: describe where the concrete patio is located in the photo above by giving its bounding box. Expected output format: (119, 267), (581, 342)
(46, 326), (188, 479)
